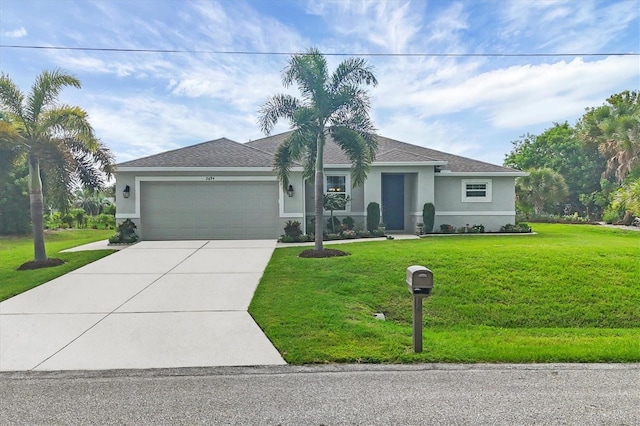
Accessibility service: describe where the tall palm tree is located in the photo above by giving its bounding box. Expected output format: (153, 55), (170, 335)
(0, 70), (114, 264)
(516, 168), (569, 215)
(259, 48), (378, 251)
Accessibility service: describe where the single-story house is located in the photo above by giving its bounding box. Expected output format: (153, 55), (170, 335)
(115, 132), (526, 240)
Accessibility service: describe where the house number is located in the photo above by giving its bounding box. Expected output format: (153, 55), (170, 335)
(205, 176), (215, 181)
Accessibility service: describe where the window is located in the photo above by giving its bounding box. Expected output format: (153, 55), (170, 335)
(325, 174), (348, 210)
(462, 179), (492, 202)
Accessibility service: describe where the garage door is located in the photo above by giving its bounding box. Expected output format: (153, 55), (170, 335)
(140, 181), (280, 240)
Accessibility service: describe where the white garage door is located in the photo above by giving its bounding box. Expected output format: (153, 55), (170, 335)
(140, 181), (280, 240)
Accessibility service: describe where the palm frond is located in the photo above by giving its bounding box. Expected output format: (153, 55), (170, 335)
(39, 106), (96, 145)
(330, 57), (378, 92)
(258, 94), (300, 134)
(283, 48), (328, 103)
(0, 74), (27, 132)
(26, 70), (81, 123)
(330, 126), (377, 187)
(273, 140), (294, 190)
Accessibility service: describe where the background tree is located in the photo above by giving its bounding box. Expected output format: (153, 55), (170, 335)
(0, 70), (114, 266)
(504, 122), (604, 213)
(577, 90), (640, 184)
(516, 168), (569, 215)
(259, 48), (378, 252)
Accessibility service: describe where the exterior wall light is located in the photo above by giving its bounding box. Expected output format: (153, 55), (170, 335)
(287, 184), (294, 197)
(123, 185), (131, 199)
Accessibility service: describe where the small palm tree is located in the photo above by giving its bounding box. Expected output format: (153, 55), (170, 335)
(517, 168), (569, 215)
(0, 70), (114, 265)
(259, 48), (378, 251)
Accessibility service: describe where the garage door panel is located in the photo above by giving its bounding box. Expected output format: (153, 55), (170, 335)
(141, 181), (279, 240)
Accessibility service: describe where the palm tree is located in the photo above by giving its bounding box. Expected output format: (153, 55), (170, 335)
(516, 168), (569, 215)
(0, 70), (114, 264)
(259, 48), (378, 251)
(579, 91), (640, 183)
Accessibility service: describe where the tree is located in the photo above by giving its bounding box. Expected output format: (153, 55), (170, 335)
(516, 168), (569, 215)
(323, 192), (351, 233)
(0, 70), (114, 265)
(74, 188), (112, 216)
(504, 122), (604, 211)
(259, 48), (378, 252)
(577, 91), (640, 184)
(612, 178), (640, 218)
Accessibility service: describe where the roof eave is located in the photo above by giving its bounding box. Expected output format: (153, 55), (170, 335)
(116, 166), (276, 173)
(435, 171), (528, 177)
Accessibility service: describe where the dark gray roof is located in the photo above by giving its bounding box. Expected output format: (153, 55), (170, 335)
(117, 138), (275, 168)
(246, 132), (520, 173)
(118, 132), (520, 174)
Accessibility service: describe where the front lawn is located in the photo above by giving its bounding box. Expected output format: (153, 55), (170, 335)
(250, 224), (640, 363)
(0, 229), (115, 302)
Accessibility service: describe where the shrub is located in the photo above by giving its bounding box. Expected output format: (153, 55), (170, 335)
(283, 220), (303, 238)
(342, 229), (357, 239)
(422, 203), (435, 233)
(326, 216), (341, 233)
(61, 213), (74, 228)
(366, 202), (380, 232)
(342, 216), (355, 230)
(109, 219), (139, 244)
(470, 224), (485, 233)
(357, 230), (371, 238)
(500, 223), (532, 233)
(371, 229), (385, 237)
(440, 224), (455, 233)
(325, 233), (341, 241)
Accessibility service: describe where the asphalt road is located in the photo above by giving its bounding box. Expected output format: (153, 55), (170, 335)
(1, 364), (639, 425)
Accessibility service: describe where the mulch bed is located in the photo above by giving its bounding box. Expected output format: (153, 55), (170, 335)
(17, 258), (65, 271)
(298, 248), (351, 258)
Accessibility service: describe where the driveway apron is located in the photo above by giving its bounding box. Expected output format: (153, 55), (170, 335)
(0, 240), (286, 371)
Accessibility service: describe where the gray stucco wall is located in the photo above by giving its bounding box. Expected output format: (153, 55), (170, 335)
(433, 175), (517, 231)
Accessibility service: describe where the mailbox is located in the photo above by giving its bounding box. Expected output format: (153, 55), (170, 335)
(406, 265), (433, 296)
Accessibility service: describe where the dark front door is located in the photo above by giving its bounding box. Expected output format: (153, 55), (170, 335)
(382, 174), (404, 230)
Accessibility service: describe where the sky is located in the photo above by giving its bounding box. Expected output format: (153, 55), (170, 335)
(1, 0), (639, 166)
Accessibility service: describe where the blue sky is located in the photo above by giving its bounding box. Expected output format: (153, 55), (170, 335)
(1, 0), (638, 166)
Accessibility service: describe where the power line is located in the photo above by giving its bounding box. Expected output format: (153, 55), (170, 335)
(1, 44), (638, 57)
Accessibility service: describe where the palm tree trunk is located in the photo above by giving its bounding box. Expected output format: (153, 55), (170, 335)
(28, 154), (47, 262)
(314, 133), (324, 251)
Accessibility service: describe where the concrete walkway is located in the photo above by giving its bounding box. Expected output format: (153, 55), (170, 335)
(0, 240), (285, 371)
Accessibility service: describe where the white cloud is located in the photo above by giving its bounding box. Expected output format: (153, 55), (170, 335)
(2, 27), (27, 38)
(306, 0), (423, 53)
(376, 55), (639, 129)
(499, 0), (640, 53)
(376, 113), (476, 156)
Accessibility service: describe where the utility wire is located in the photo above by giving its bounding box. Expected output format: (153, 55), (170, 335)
(1, 44), (638, 57)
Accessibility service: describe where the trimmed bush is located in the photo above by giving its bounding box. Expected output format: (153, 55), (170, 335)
(366, 202), (380, 232)
(422, 202), (435, 233)
(284, 220), (303, 238)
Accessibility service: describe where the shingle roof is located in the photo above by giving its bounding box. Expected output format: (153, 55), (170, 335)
(117, 132), (520, 174)
(117, 138), (275, 168)
(246, 132), (520, 173)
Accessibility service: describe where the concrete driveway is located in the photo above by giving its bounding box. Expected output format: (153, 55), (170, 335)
(0, 240), (286, 371)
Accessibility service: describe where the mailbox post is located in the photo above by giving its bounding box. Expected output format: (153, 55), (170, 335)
(406, 265), (434, 353)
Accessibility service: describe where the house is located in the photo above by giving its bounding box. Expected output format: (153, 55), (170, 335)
(115, 132), (526, 240)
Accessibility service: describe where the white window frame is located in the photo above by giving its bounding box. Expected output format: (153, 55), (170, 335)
(324, 173), (351, 211)
(461, 179), (492, 203)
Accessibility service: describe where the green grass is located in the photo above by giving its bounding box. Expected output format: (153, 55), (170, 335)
(250, 224), (640, 363)
(0, 229), (115, 302)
